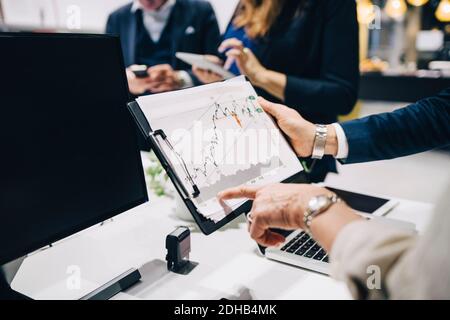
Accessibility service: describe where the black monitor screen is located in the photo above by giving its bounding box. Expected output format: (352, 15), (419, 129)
(0, 33), (148, 265)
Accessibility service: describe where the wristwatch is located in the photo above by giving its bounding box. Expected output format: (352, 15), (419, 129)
(311, 124), (328, 160)
(175, 71), (186, 88)
(303, 194), (341, 235)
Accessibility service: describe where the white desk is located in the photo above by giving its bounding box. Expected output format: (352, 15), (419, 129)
(11, 191), (434, 300)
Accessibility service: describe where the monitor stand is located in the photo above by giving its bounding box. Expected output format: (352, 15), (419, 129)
(0, 257), (31, 300)
(0, 257), (142, 300)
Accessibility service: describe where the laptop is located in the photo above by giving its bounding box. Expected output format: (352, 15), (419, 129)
(257, 187), (415, 275)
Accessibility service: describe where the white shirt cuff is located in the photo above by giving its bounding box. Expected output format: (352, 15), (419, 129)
(332, 123), (349, 159)
(177, 70), (194, 89)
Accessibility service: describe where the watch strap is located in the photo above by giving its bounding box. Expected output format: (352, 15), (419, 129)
(312, 125), (328, 160)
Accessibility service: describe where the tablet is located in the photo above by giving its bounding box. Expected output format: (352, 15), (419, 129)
(326, 187), (398, 217)
(176, 52), (236, 80)
(129, 78), (305, 235)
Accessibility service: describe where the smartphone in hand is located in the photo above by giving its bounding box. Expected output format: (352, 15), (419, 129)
(130, 65), (149, 78)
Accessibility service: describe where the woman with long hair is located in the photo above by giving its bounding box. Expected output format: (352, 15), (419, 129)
(193, 0), (359, 182)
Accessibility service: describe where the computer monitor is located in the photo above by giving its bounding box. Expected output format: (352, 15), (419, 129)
(0, 33), (148, 298)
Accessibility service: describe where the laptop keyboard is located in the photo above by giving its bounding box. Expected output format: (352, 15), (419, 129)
(280, 231), (329, 263)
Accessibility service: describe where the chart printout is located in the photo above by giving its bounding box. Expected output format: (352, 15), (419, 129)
(137, 78), (303, 222)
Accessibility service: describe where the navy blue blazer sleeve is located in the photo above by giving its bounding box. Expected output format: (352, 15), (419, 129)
(284, 0), (359, 116)
(105, 12), (118, 35)
(340, 88), (450, 164)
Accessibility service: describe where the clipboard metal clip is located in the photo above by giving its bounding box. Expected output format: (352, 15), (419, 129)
(151, 129), (200, 199)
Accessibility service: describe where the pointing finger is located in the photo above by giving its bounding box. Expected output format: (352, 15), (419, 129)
(217, 185), (261, 201)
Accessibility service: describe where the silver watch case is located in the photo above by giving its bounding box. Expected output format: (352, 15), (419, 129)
(303, 194), (341, 234)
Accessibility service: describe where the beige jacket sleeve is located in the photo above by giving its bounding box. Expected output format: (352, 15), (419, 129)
(330, 184), (450, 299)
(330, 220), (417, 299)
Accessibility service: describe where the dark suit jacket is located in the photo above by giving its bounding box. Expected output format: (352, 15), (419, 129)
(105, 0), (221, 72)
(341, 88), (450, 164)
(229, 0), (359, 125)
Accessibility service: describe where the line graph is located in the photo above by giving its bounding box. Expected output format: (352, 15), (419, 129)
(187, 94), (272, 188)
(180, 92), (288, 220)
(211, 95), (263, 130)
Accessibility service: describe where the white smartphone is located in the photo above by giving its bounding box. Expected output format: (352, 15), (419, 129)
(176, 52), (236, 80)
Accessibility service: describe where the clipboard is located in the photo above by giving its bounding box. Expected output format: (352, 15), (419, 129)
(127, 101), (308, 235)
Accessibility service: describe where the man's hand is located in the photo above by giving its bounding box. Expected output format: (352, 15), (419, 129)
(259, 97), (340, 158)
(218, 183), (332, 247)
(147, 64), (182, 93)
(126, 66), (154, 95)
(258, 97), (316, 157)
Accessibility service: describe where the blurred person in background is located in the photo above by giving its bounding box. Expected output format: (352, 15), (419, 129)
(106, 0), (221, 96)
(193, 0), (360, 182)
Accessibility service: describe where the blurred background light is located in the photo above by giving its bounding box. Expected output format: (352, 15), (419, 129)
(385, 0), (408, 20)
(407, 0), (429, 7)
(357, 0), (377, 24)
(436, 0), (450, 22)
